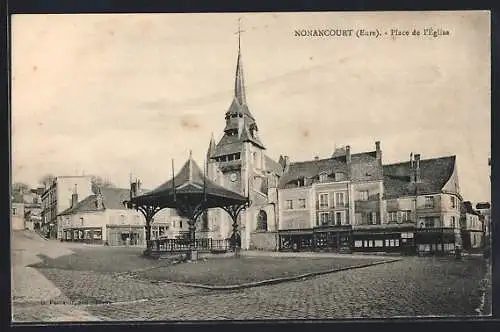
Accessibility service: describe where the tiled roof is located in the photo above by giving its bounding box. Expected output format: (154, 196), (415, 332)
(58, 187), (130, 216)
(383, 156), (456, 199)
(350, 152), (383, 182)
(278, 156), (349, 189)
(265, 155), (284, 176)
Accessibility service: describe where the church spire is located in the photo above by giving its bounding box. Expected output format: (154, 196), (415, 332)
(207, 133), (216, 160)
(234, 18), (246, 106)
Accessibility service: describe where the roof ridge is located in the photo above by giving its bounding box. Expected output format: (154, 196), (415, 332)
(384, 155), (456, 167)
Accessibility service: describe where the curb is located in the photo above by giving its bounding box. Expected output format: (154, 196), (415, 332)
(149, 258), (401, 291)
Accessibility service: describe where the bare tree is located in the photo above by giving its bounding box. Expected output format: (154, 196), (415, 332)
(91, 175), (116, 193)
(12, 182), (29, 203)
(39, 174), (56, 189)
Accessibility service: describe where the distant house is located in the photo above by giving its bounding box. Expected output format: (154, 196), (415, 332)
(11, 202), (25, 231)
(57, 186), (183, 246)
(460, 201), (483, 249)
(41, 176), (93, 239)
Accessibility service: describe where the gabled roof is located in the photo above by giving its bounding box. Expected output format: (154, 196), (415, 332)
(265, 155), (284, 177)
(58, 187), (131, 216)
(383, 156), (456, 199)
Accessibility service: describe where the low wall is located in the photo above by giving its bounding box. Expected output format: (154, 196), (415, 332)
(249, 231), (278, 251)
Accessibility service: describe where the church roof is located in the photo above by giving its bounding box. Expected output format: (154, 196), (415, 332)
(383, 156), (456, 199)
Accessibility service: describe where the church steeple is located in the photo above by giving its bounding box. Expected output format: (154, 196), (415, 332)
(234, 20), (246, 106)
(207, 133), (216, 160)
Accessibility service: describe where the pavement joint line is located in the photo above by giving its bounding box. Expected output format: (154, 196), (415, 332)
(134, 258), (402, 291)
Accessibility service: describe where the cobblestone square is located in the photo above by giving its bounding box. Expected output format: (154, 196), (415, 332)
(11, 231), (491, 322)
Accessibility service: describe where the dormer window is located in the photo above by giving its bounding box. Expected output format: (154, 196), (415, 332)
(319, 172), (328, 182)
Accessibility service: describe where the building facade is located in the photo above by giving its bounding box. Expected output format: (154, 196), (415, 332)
(275, 144), (463, 255)
(58, 185), (187, 246)
(41, 176), (93, 239)
(460, 201), (484, 249)
(12, 202), (25, 231)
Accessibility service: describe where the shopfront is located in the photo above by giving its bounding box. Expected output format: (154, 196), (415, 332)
(62, 227), (103, 244)
(313, 225), (352, 253)
(352, 226), (416, 254)
(278, 229), (314, 251)
(414, 227), (459, 255)
(106, 225), (145, 246)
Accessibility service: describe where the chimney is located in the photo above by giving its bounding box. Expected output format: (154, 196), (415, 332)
(136, 179), (141, 194)
(283, 156), (290, 173)
(345, 145), (351, 164)
(375, 141), (381, 161)
(130, 181), (137, 198)
(414, 154), (421, 183)
(71, 184), (78, 208)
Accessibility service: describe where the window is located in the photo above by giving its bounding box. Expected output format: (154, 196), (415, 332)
(235, 153), (241, 160)
(335, 192), (345, 207)
(180, 221), (183, 228)
(319, 212), (331, 225)
(388, 211), (398, 223)
(355, 240), (363, 248)
(374, 240), (384, 247)
(369, 212), (378, 225)
(319, 172), (328, 182)
(319, 193), (329, 209)
(425, 196), (434, 208)
(385, 239), (390, 247)
(358, 191), (369, 201)
(451, 216), (456, 228)
(80, 217), (84, 226)
(400, 210), (411, 222)
(12, 208), (17, 216)
(298, 199), (306, 209)
(335, 211), (343, 225)
(256, 210), (268, 231)
(363, 240), (369, 247)
(286, 200), (293, 210)
(450, 196), (456, 209)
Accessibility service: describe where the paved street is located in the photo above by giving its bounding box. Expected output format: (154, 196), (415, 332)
(12, 230), (490, 322)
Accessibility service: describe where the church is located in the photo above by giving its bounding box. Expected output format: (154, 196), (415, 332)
(205, 32), (283, 250)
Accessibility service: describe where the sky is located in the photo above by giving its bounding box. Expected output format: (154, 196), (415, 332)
(11, 11), (491, 203)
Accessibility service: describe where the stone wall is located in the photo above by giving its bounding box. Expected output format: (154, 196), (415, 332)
(249, 231), (278, 251)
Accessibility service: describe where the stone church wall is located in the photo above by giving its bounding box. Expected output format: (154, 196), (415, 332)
(249, 231), (278, 251)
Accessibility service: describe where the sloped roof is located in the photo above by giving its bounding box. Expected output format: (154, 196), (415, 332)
(279, 156), (349, 188)
(383, 156), (456, 199)
(130, 154), (248, 208)
(350, 151), (383, 182)
(265, 155), (284, 176)
(58, 187), (130, 216)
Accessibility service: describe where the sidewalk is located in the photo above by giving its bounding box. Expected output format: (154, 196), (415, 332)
(11, 231), (102, 322)
(241, 250), (400, 260)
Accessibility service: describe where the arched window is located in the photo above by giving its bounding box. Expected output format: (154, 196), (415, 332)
(256, 210), (268, 231)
